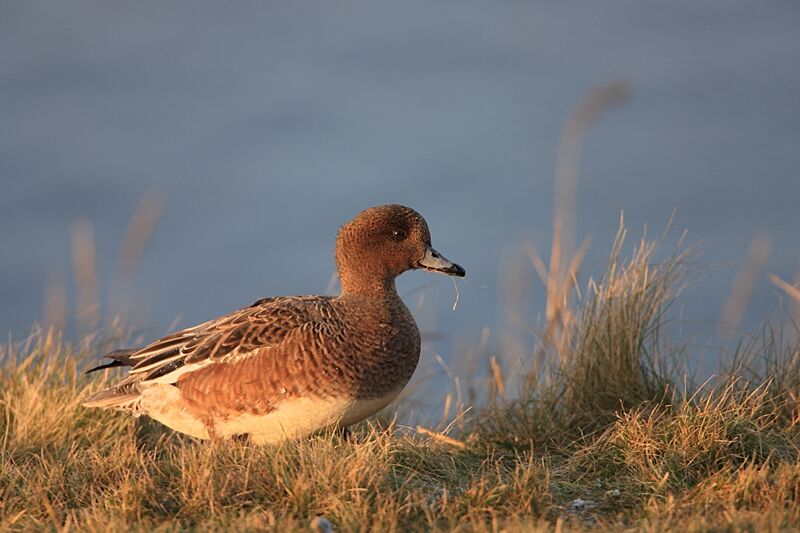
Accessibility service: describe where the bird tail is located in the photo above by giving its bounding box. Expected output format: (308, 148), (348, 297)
(85, 348), (136, 374)
(83, 348), (142, 410)
(82, 381), (142, 410)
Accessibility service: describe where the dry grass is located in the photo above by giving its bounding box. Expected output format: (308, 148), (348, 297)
(3, 224), (800, 531)
(478, 220), (695, 447)
(0, 333), (553, 531)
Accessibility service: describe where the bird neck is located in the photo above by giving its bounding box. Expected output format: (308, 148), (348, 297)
(338, 268), (398, 298)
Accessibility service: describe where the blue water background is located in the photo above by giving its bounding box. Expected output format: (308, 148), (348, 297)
(2, 1), (799, 404)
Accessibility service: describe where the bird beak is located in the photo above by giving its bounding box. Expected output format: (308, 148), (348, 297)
(415, 246), (465, 277)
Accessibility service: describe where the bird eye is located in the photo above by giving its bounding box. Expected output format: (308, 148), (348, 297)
(391, 229), (407, 241)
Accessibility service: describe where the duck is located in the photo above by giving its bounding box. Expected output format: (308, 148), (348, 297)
(82, 204), (465, 443)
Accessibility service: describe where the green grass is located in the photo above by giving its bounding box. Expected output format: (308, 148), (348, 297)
(2, 226), (800, 532)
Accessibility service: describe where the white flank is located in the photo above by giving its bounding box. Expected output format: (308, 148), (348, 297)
(139, 384), (400, 443)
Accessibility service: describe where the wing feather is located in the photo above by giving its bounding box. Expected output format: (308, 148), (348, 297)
(119, 295), (335, 384)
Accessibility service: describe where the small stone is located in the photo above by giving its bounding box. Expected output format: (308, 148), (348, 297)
(310, 515), (333, 533)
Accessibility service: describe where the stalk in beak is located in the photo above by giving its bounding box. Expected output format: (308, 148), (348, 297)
(415, 246), (465, 277)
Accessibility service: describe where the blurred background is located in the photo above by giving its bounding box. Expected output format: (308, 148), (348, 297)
(2, 1), (799, 392)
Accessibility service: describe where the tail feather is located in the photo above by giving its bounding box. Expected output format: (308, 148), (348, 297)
(82, 382), (142, 410)
(85, 348), (137, 374)
(84, 348), (145, 411)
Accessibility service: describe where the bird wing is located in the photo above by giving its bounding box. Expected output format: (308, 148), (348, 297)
(120, 295), (335, 385)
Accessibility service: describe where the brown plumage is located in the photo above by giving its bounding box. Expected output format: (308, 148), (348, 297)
(82, 204), (465, 443)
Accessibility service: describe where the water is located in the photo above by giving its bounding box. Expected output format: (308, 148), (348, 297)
(2, 1), (799, 387)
